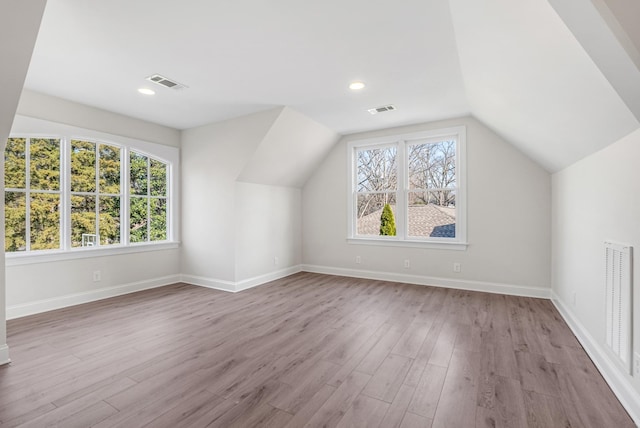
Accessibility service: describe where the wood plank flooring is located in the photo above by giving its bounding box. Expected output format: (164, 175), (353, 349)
(1, 272), (634, 427)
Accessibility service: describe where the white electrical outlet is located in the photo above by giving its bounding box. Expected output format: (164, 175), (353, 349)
(634, 352), (640, 377)
(404, 259), (410, 269)
(274, 256), (279, 265)
(355, 256), (361, 264)
(453, 262), (461, 273)
(572, 291), (577, 306)
(93, 271), (101, 282)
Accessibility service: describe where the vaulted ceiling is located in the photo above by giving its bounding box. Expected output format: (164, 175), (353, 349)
(23, 0), (640, 172)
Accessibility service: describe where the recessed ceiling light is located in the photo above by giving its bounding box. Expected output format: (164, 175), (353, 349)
(138, 88), (155, 95)
(349, 81), (366, 90)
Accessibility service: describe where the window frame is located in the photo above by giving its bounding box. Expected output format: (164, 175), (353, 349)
(5, 137), (63, 252)
(68, 139), (124, 248)
(4, 119), (179, 266)
(347, 126), (467, 250)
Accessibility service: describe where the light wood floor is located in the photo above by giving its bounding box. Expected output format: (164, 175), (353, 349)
(1, 272), (634, 427)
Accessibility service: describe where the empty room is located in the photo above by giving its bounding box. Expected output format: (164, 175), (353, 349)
(1, 0), (639, 427)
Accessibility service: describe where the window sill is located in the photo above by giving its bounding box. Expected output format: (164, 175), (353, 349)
(347, 237), (468, 251)
(5, 242), (180, 266)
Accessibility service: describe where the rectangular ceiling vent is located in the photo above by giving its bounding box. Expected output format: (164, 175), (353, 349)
(146, 74), (187, 90)
(368, 105), (396, 115)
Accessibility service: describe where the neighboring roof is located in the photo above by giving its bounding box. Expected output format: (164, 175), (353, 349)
(357, 204), (455, 238)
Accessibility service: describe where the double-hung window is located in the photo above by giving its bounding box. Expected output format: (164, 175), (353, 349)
(70, 140), (122, 247)
(4, 134), (174, 256)
(5, 137), (61, 251)
(348, 126), (467, 249)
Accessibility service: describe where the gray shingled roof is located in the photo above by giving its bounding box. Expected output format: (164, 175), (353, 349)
(357, 204), (455, 238)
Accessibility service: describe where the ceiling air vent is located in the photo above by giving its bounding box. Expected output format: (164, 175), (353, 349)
(146, 74), (187, 90)
(367, 105), (396, 115)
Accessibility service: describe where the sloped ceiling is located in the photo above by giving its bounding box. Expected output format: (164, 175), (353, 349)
(20, 0), (640, 173)
(237, 107), (339, 188)
(448, 0), (639, 172)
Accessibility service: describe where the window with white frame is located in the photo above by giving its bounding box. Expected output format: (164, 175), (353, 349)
(4, 135), (172, 254)
(5, 137), (61, 251)
(348, 126), (467, 249)
(70, 140), (122, 247)
(129, 151), (168, 243)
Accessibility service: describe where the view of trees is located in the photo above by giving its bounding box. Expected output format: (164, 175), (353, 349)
(407, 140), (456, 208)
(356, 145), (397, 224)
(4, 137), (168, 252)
(130, 153), (167, 243)
(71, 140), (121, 247)
(5, 138), (61, 251)
(355, 139), (457, 238)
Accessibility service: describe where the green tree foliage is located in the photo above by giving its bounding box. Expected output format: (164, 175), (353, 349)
(5, 138), (27, 251)
(379, 203), (396, 236)
(4, 138), (169, 251)
(4, 138), (62, 251)
(30, 194), (60, 250)
(129, 152), (168, 243)
(5, 192), (26, 251)
(70, 141), (123, 247)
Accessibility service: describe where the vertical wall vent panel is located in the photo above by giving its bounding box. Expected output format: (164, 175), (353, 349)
(604, 241), (633, 373)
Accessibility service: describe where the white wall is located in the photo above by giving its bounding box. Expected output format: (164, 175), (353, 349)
(7, 249), (180, 318)
(235, 182), (301, 283)
(18, 90), (180, 148)
(303, 116), (551, 296)
(552, 127), (640, 421)
(180, 108), (303, 290)
(0, 0), (48, 364)
(5, 94), (182, 319)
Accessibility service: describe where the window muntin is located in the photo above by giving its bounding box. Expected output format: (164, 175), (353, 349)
(348, 127), (466, 247)
(4, 136), (172, 254)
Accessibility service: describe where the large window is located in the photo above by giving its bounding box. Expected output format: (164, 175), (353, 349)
(348, 126), (466, 249)
(4, 136), (172, 254)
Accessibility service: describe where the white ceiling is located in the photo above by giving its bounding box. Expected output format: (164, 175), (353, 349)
(23, 0), (640, 172)
(25, 0), (469, 134)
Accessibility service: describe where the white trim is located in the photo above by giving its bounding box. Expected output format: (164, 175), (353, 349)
(181, 265), (303, 293)
(551, 292), (640, 426)
(235, 266), (302, 292)
(301, 264), (550, 298)
(179, 274), (236, 292)
(6, 242), (180, 266)
(347, 237), (468, 251)
(0, 345), (10, 366)
(6, 274), (181, 320)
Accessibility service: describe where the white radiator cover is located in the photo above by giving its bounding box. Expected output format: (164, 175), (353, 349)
(604, 241), (633, 373)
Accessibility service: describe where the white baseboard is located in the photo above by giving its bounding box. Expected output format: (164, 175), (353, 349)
(552, 292), (640, 426)
(301, 264), (551, 299)
(181, 265), (302, 293)
(179, 274), (236, 292)
(235, 266), (302, 292)
(6, 275), (181, 320)
(0, 344), (10, 366)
